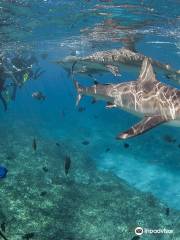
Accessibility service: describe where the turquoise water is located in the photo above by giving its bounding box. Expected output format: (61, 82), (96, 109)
(0, 0), (180, 239)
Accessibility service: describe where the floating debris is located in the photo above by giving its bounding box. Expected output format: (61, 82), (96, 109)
(64, 156), (71, 175)
(32, 138), (37, 151)
(82, 140), (90, 145)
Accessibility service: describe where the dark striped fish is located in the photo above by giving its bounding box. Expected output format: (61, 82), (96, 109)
(32, 138), (37, 151)
(64, 156), (71, 175)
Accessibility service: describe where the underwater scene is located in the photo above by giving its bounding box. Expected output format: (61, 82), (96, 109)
(0, 0), (180, 239)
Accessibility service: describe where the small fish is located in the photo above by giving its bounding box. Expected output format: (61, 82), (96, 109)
(56, 142), (60, 147)
(91, 98), (97, 104)
(166, 207), (170, 216)
(32, 91), (46, 101)
(42, 166), (48, 172)
(163, 135), (176, 143)
(64, 156), (71, 175)
(124, 143), (129, 148)
(105, 148), (110, 152)
(40, 191), (47, 197)
(32, 138), (37, 151)
(22, 232), (35, 239)
(82, 140), (90, 145)
(78, 107), (86, 112)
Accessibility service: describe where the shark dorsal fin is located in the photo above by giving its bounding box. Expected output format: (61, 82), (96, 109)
(138, 58), (157, 83)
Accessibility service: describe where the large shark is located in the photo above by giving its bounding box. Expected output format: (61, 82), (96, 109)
(74, 58), (180, 139)
(56, 47), (180, 84)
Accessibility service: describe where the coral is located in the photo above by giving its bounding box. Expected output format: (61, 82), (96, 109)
(0, 125), (179, 240)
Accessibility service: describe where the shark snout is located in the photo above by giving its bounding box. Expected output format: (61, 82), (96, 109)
(116, 132), (129, 140)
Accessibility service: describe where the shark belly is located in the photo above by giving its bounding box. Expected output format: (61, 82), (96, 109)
(114, 93), (173, 118)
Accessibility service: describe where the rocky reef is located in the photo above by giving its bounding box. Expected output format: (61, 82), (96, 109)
(0, 122), (179, 240)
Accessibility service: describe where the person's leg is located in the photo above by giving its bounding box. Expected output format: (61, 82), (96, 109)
(11, 84), (17, 100)
(0, 92), (7, 111)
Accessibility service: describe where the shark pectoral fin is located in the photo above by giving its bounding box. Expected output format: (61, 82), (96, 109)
(76, 94), (82, 106)
(106, 102), (117, 108)
(106, 65), (120, 76)
(74, 80), (83, 106)
(117, 116), (167, 139)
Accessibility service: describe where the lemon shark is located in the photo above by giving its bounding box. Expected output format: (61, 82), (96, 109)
(74, 58), (180, 139)
(56, 47), (180, 84)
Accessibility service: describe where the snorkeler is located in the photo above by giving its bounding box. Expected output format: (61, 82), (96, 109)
(11, 55), (33, 86)
(0, 55), (19, 102)
(10, 54), (44, 100)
